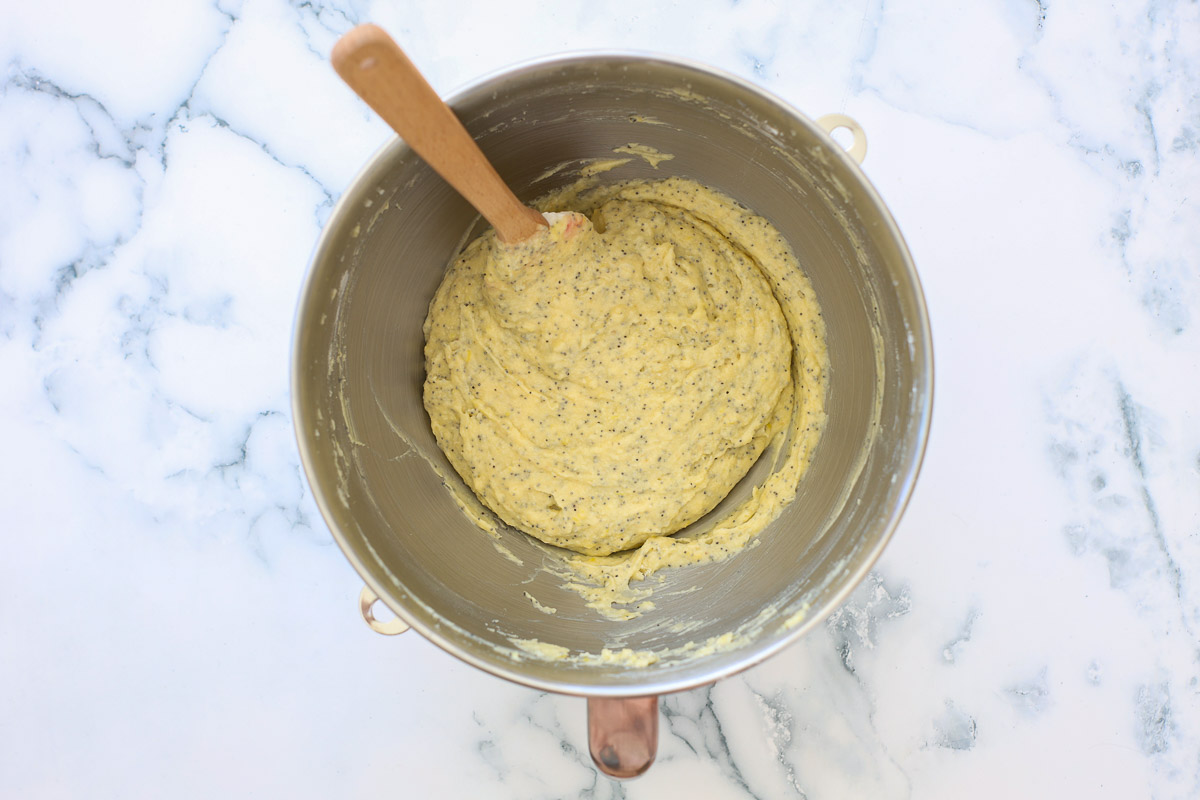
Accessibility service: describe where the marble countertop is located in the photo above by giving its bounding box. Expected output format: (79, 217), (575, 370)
(3, 0), (1198, 797)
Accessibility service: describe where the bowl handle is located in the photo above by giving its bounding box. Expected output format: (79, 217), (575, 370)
(816, 113), (868, 165)
(587, 696), (659, 778)
(358, 586), (410, 635)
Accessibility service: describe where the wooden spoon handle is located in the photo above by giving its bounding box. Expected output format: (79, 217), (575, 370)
(332, 25), (547, 243)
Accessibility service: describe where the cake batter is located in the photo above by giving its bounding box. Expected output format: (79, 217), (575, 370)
(423, 177), (827, 610)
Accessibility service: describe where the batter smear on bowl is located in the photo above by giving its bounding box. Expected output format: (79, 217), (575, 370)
(423, 177), (828, 613)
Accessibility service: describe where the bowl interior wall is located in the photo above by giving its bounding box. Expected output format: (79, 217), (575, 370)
(293, 57), (930, 692)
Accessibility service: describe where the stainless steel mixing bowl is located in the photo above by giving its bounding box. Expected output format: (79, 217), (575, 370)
(293, 53), (932, 775)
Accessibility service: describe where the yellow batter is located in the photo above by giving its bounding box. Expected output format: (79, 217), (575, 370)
(423, 177), (827, 613)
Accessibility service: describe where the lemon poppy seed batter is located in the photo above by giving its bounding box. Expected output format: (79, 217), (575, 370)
(423, 177), (827, 588)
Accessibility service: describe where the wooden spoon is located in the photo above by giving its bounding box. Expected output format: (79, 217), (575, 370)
(332, 24), (548, 244)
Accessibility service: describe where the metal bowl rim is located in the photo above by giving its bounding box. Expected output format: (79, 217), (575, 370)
(290, 49), (934, 697)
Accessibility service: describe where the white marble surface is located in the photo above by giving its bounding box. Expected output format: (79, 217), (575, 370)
(3, 0), (1198, 796)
